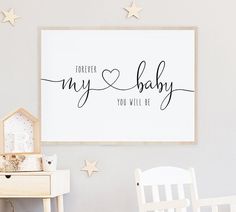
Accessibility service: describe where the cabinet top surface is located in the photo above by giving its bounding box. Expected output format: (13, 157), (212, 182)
(0, 170), (69, 176)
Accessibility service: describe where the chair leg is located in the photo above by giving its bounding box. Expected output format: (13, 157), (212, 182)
(43, 198), (51, 212)
(57, 195), (64, 212)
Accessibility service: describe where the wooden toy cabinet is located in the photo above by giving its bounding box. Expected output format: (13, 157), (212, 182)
(0, 108), (42, 172)
(0, 108), (41, 155)
(0, 170), (70, 212)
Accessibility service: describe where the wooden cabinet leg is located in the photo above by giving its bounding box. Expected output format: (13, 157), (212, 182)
(43, 198), (51, 212)
(57, 195), (64, 212)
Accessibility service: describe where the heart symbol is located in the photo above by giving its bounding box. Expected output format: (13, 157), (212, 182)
(102, 69), (120, 86)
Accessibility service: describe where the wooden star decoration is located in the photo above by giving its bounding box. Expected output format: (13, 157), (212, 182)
(2, 8), (20, 26)
(81, 160), (98, 177)
(124, 0), (142, 19)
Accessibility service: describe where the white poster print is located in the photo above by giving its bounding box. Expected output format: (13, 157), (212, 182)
(41, 28), (196, 142)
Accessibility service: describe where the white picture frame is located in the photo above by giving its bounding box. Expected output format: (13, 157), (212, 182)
(40, 27), (197, 143)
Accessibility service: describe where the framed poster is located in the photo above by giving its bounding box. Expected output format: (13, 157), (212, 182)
(40, 27), (197, 143)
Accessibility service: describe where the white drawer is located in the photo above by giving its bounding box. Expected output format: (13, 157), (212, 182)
(0, 175), (50, 196)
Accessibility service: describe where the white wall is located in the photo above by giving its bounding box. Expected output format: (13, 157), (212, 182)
(0, 0), (236, 211)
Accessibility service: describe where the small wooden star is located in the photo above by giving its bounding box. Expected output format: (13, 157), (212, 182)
(81, 160), (98, 177)
(2, 8), (20, 26)
(124, 0), (142, 19)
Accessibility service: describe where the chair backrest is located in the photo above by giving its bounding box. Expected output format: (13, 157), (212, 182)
(135, 166), (199, 212)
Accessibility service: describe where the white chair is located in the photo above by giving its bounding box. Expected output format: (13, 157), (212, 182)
(135, 166), (236, 212)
